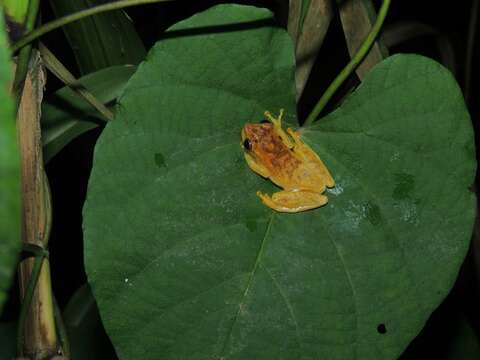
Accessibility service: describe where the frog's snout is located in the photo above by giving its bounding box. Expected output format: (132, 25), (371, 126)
(241, 127), (247, 142)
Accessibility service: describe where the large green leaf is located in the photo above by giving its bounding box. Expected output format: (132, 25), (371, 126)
(0, 9), (21, 313)
(42, 65), (136, 162)
(49, 0), (146, 75)
(83, 4), (476, 360)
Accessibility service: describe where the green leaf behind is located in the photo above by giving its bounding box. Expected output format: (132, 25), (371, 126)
(0, 322), (16, 359)
(42, 65), (135, 162)
(83, 5), (476, 360)
(49, 0), (146, 74)
(64, 284), (117, 359)
(0, 9), (21, 313)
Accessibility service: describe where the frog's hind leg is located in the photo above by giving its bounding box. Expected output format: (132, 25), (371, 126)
(256, 190), (328, 213)
(287, 127), (335, 188)
(287, 127), (302, 144)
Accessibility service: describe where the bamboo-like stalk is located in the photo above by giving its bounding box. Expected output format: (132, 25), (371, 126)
(16, 52), (60, 359)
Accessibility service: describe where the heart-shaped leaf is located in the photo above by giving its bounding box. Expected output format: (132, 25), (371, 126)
(0, 10), (21, 313)
(83, 4), (476, 359)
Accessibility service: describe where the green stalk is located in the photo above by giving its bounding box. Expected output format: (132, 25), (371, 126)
(11, 0), (176, 54)
(303, 0), (391, 127)
(53, 296), (70, 357)
(12, 0), (41, 112)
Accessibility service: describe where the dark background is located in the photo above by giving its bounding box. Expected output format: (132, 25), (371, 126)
(5, 1), (480, 358)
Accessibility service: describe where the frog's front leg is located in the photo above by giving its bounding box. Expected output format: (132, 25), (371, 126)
(264, 109), (294, 149)
(256, 189), (328, 213)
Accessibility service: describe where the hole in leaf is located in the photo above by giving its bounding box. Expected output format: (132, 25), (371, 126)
(154, 153), (166, 168)
(377, 323), (387, 334)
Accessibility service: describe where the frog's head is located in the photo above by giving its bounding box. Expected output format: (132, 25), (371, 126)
(241, 123), (274, 155)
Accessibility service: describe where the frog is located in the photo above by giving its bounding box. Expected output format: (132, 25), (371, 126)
(241, 109), (335, 213)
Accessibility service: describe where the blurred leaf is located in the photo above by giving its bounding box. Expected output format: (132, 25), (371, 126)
(0, 9), (21, 314)
(41, 64), (135, 162)
(1, 0), (28, 24)
(64, 284), (117, 360)
(338, 0), (388, 80)
(445, 314), (480, 359)
(382, 21), (456, 76)
(0, 322), (16, 359)
(49, 0), (146, 75)
(288, 0), (333, 99)
(84, 5), (476, 360)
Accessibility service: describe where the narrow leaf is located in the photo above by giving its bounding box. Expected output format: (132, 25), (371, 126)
(338, 0), (388, 80)
(288, 0), (333, 99)
(64, 284), (117, 360)
(49, 0), (146, 74)
(42, 65), (135, 162)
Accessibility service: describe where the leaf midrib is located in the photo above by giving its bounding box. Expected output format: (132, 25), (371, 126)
(218, 213), (275, 358)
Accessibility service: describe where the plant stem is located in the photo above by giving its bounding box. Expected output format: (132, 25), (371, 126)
(16, 252), (48, 355)
(17, 172), (53, 356)
(303, 0), (391, 127)
(53, 296), (70, 358)
(11, 0), (176, 54)
(39, 43), (114, 121)
(11, 0), (40, 112)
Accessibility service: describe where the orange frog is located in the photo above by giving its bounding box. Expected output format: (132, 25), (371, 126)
(241, 109), (335, 213)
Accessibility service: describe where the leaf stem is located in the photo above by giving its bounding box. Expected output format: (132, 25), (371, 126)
(303, 0), (391, 127)
(11, 0), (176, 54)
(53, 296), (70, 357)
(11, 0), (40, 112)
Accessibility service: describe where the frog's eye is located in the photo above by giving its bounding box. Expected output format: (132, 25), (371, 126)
(243, 138), (252, 151)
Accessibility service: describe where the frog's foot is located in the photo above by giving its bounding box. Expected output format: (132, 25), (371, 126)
(256, 190), (328, 213)
(264, 109), (294, 148)
(264, 109), (284, 127)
